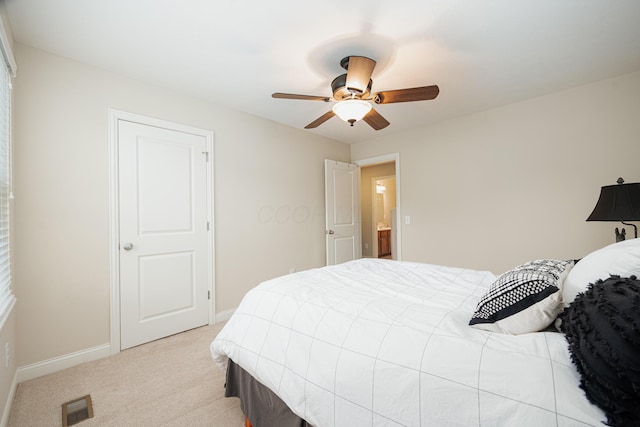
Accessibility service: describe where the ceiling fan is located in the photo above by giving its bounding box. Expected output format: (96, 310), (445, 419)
(272, 56), (439, 130)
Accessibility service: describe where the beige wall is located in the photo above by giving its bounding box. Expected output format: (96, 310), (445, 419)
(352, 70), (640, 274)
(12, 44), (349, 366)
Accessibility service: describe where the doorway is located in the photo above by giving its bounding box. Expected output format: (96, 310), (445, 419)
(355, 154), (401, 260)
(373, 175), (396, 258)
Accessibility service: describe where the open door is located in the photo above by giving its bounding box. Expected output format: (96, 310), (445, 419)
(324, 159), (361, 265)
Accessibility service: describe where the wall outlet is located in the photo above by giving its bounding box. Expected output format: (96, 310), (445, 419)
(364, 243), (369, 249)
(289, 268), (296, 274)
(4, 342), (9, 369)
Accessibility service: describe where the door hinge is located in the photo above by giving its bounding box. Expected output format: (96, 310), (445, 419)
(202, 151), (209, 162)
(208, 290), (211, 300)
(207, 221), (210, 231)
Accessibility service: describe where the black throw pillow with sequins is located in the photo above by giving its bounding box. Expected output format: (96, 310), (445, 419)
(558, 275), (640, 427)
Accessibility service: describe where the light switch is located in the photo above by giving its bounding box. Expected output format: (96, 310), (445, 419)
(405, 216), (411, 225)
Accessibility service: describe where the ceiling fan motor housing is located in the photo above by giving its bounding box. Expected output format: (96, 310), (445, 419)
(331, 74), (372, 100)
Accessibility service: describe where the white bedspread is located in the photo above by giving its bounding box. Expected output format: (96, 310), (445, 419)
(210, 258), (605, 426)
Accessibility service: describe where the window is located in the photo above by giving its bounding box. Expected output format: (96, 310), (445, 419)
(0, 19), (15, 329)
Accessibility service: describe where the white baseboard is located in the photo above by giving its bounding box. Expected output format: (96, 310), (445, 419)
(16, 343), (111, 383)
(1, 372), (18, 427)
(215, 308), (235, 323)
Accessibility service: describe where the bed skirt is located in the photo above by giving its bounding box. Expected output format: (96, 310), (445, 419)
(225, 359), (312, 427)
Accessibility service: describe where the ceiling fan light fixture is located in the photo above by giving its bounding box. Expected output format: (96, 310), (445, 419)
(332, 99), (372, 126)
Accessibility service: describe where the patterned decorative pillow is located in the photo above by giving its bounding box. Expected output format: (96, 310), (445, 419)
(469, 259), (574, 334)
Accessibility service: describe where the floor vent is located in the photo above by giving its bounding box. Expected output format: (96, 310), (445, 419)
(62, 394), (94, 426)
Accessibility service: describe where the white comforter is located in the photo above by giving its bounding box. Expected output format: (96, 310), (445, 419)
(210, 258), (605, 426)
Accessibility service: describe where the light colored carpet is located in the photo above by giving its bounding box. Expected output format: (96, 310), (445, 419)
(8, 323), (245, 426)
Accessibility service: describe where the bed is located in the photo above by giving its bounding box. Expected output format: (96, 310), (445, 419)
(210, 242), (640, 426)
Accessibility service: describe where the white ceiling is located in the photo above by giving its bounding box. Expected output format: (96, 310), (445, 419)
(5, 0), (640, 144)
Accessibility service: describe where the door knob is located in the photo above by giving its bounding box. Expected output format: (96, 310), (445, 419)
(123, 242), (133, 251)
(326, 230), (335, 235)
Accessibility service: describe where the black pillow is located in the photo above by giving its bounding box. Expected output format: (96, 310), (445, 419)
(558, 275), (640, 427)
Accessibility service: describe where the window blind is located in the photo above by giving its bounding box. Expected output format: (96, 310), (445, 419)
(0, 46), (13, 326)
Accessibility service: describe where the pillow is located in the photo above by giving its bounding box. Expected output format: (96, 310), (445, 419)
(469, 259), (574, 335)
(563, 238), (640, 305)
(558, 275), (640, 427)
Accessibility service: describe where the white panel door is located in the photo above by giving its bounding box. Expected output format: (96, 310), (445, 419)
(118, 120), (210, 349)
(325, 159), (361, 265)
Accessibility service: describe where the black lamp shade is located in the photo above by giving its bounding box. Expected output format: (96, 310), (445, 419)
(586, 182), (640, 222)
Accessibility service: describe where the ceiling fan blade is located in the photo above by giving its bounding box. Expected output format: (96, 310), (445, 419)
(272, 92), (331, 102)
(362, 108), (390, 130)
(373, 85), (439, 104)
(345, 56), (376, 95)
(304, 110), (336, 129)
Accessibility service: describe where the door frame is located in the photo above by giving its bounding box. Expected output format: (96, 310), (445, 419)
(108, 109), (215, 355)
(354, 153), (402, 261)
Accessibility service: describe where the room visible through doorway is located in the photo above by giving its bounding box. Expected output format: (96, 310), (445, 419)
(359, 161), (397, 259)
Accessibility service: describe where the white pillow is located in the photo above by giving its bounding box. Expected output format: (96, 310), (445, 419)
(563, 238), (640, 304)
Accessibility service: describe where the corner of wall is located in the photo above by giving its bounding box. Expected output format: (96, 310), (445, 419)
(0, 301), (17, 427)
(0, 373), (17, 427)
